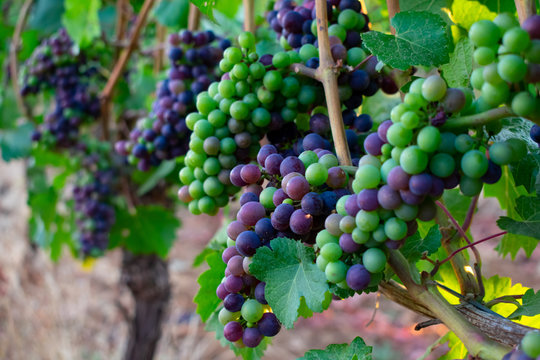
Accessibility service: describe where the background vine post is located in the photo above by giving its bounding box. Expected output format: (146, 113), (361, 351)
(188, 3), (201, 31)
(243, 0), (256, 33)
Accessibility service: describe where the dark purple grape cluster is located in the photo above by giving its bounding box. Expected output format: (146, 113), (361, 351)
(531, 124), (540, 146)
(115, 30), (228, 171)
(20, 29), (101, 148)
(267, 0), (368, 50)
(72, 144), (117, 257)
(215, 145), (356, 347)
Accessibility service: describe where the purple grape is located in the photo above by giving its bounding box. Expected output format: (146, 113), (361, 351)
(409, 173), (433, 196)
(258, 313), (280, 337)
(257, 145), (278, 166)
(280, 156), (306, 176)
(227, 255), (245, 276)
(377, 120), (392, 143)
(237, 202), (266, 226)
(286, 176), (310, 200)
(282, 11), (304, 33)
(240, 164), (262, 184)
(354, 114), (373, 133)
(418, 200), (437, 222)
(224, 293), (245, 312)
(326, 167), (348, 188)
(265, 153), (284, 175)
(310, 113), (330, 134)
(400, 189), (425, 205)
(272, 188), (290, 206)
(387, 166), (410, 190)
(236, 231), (262, 256)
(364, 133), (384, 156)
(346, 264), (371, 291)
(430, 177), (445, 198)
(254, 282), (267, 305)
(216, 283), (230, 300)
(271, 203), (295, 230)
(243, 327), (263, 348)
(227, 220), (248, 240)
(222, 246), (240, 263)
(406, 220), (418, 236)
(301, 192), (324, 215)
(224, 321), (243, 342)
(289, 209), (313, 235)
(240, 192), (259, 206)
(255, 218), (277, 242)
(345, 194), (361, 216)
(522, 15), (540, 40)
(340, 233), (361, 253)
(443, 172), (460, 189)
(224, 275), (244, 293)
(357, 189), (379, 211)
(377, 185), (401, 210)
(481, 160), (502, 184)
(350, 70), (370, 91)
(303, 133), (325, 151)
(230, 165), (248, 187)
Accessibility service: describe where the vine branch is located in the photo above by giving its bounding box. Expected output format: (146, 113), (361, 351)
(462, 195), (479, 232)
(243, 0), (255, 33)
(515, 0), (537, 24)
(9, 0), (33, 119)
(188, 3), (201, 31)
(386, 0), (399, 34)
(442, 106), (527, 129)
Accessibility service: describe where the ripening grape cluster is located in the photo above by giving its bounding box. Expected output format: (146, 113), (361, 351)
(73, 143), (117, 257)
(469, 14), (539, 119)
(214, 144), (355, 347)
(115, 30), (228, 171)
(267, 0), (369, 50)
(20, 29), (101, 148)
(503, 330), (540, 360)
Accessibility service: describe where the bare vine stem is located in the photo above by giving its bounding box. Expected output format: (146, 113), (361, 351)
(386, 0), (399, 34)
(243, 0), (255, 33)
(515, 0), (537, 24)
(188, 3), (201, 31)
(462, 195), (479, 232)
(9, 0), (33, 119)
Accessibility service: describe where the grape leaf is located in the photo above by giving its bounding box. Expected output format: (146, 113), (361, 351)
(0, 123), (34, 161)
(477, 0), (516, 13)
(297, 336), (372, 360)
(510, 152), (540, 195)
(451, 0), (496, 30)
(250, 237), (329, 329)
(399, 0), (452, 24)
(109, 205), (180, 257)
(136, 160), (177, 196)
(361, 11), (450, 71)
(441, 37), (473, 88)
(509, 289), (540, 319)
(194, 251), (226, 322)
(154, 0), (189, 28)
(497, 195), (540, 242)
(190, 0), (217, 20)
(28, 0), (65, 34)
(442, 188), (472, 224)
(493, 118), (537, 152)
(401, 225), (442, 263)
(439, 332), (468, 360)
(62, 0), (102, 48)
(205, 310), (270, 360)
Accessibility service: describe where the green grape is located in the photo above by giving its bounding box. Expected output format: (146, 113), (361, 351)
(224, 47), (243, 64)
(417, 126), (441, 153)
(461, 149), (488, 178)
(390, 103), (409, 123)
(257, 87), (274, 104)
(359, 154), (382, 168)
(355, 165), (381, 189)
(281, 77), (301, 97)
(381, 158), (397, 182)
(316, 230), (339, 248)
(259, 187), (276, 209)
(481, 82), (510, 107)
(190, 136), (204, 153)
(372, 224), (387, 243)
(272, 52), (290, 68)
(391, 147), (404, 163)
(320, 243), (343, 262)
(384, 217), (407, 241)
(229, 101), (249, 120)
(429, 153), (455, 178)
(336, 196), (349, 216)
(252, 107), (271, 127)
(203, 157), (221, 175)
(381, 144), (393, 156)
(316, 256), (329, 271)
(409, 78), (425, 94)
(208, 110), (227, 128)
(497, 54), (527, 83)
(189, 180), (205, 199)
(521, 331), (540, 358)
(263, 70), (283, 91)
(196, 95), (218, 115)
(219, 59), (233, 72)
(219, 98), (234, 114)
(489, 142), (513, 165)
(188, 199), (201, 215)
(338, 9), (359, 29)
(319, 153), (339, 168)
(469, 20), (500, 47)
(459, 176), (483, 196)
(218, 308), (240, 326)
(306, 163), (329, 186)
(199, 196), (217, 214)
(249, 62), (266, 79)
(387, 123), (413, 148)
(298, 85), (318, 105)
(400, 146), (428, 174)
(511, 91), (536, 117)
(194, 120), (214, 139)
(243, 93), (260, 110)
(179, 167), (195, 185)
(355, 210), (380, 232)
(208, 82), (219, 97)
(347, 47), (366, 66)
(328, 24), (347, 42)
(421, 75), (447, 102)
(339, 216), (356, 234)
(483, 63), (504, 84)
(470, 68), (485, 89)
(194, 167), (208, 181)
(526, 39), (540, 63)
(455, 134), (475, 153)
(287, 50), (301, 64)
(362, 248), (387, 273)
(403, 93), (426, 111)
(235, 81), (250, 97)
(438, 132), (457, 154)
(241, 299), (264, 323)
(474, 47), (495, 65)
(352, 228), (370, 244)
(493, 13), (520, 34)
(394, 204), (418, 221)
(325, 261), (347, 283)
(502, 27), (531, 53)
(300, 44), (319, 62)
(238, 31), (255, 49)
(232, 62), (249, 80)
(299, 150), (319, 167)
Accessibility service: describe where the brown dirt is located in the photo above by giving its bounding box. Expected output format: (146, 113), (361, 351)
(0, 159), (538, 360)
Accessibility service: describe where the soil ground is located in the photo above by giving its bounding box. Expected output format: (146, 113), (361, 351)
(0, 159), (538, 360)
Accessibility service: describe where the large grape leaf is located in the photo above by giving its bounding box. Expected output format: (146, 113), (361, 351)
(28, 0), (65, 34)
(442, 188), (472, 224)
(205, 310), (270, 360)
(361, 11), (450, 71)
(154, 0), (189, 28)
(441, 37), (474, 88)
(493, 118), (538, 152)
(194, 251), (226, 322)
(509, 289), (540, 319)
(250, 237), (329, 328)
(509, 152), (540, 195)
(497, 195), (540, 243)
(399, 0), (452, 24)
(297, 337), (372, 360)
(0, 123), (34, 161)
(477, 0), (516, 13)
(109, 205), (180, 257)
(62, 0), (102, 48)
(401, 225), (442, 263)
(439, 332), (468, 360)
(451, 0), (496, 30)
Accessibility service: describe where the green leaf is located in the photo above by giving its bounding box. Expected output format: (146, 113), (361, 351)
(451, 0), (496, 30)
(99, 5), (117, 40)
(442, 188), (472, 224)
(493, 118), (537, 153)
(399, 0), (452, 24)
(215, 0), (241, 19)
(109, 205), (180, 257)
(250, 237), (329, 328)
(476, 0), (516, 13)
(441, 37), (473, 88)
(154, 0), (189, 28)
(401, 225), (442, 263)
(205, 310), (270, 360)
(361, 91), (401, 125)
(361, 11), (450, 71)
(136, 160), (177, 196)
(329, 283), (356, 299)
(497, 194), (540, 242)
(190, 0), (218, 21)
(439, 332), (467, 360)
(28, 0), (65, 34)
(509, 151), (540, 195)
(194, 251), (226, 322)
(509, 289), (540, 319)
(62, 0), (102, 48)
(0, 123), (34, 161)
(298, 337), (372, 360)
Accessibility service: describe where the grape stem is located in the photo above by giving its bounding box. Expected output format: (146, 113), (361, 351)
(188, 2), (201, 31)
(9, 0), (33, 119)
(243, 0), (255, 33)
(115, 0), (129, 60)
(441, 107), (538, 129)
(154, 24), (166, 74)
(386, 0), (399, 34)
(314, 0), (352, 166)
(431, 231), (507, 276)
(462, 195), (479, 232)
(101, 0), (156, 140)
(515, 0), (537, 24)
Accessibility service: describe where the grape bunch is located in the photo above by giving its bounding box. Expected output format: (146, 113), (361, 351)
(502, 330), (540, 360)
(20, 29), (102, 148)
(115, 30), (228, 171)
(468, 14), (539, 119)
(72, 143), (117, 257)
(215, 144), (352, 347)
(267, 0), (369, 50)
